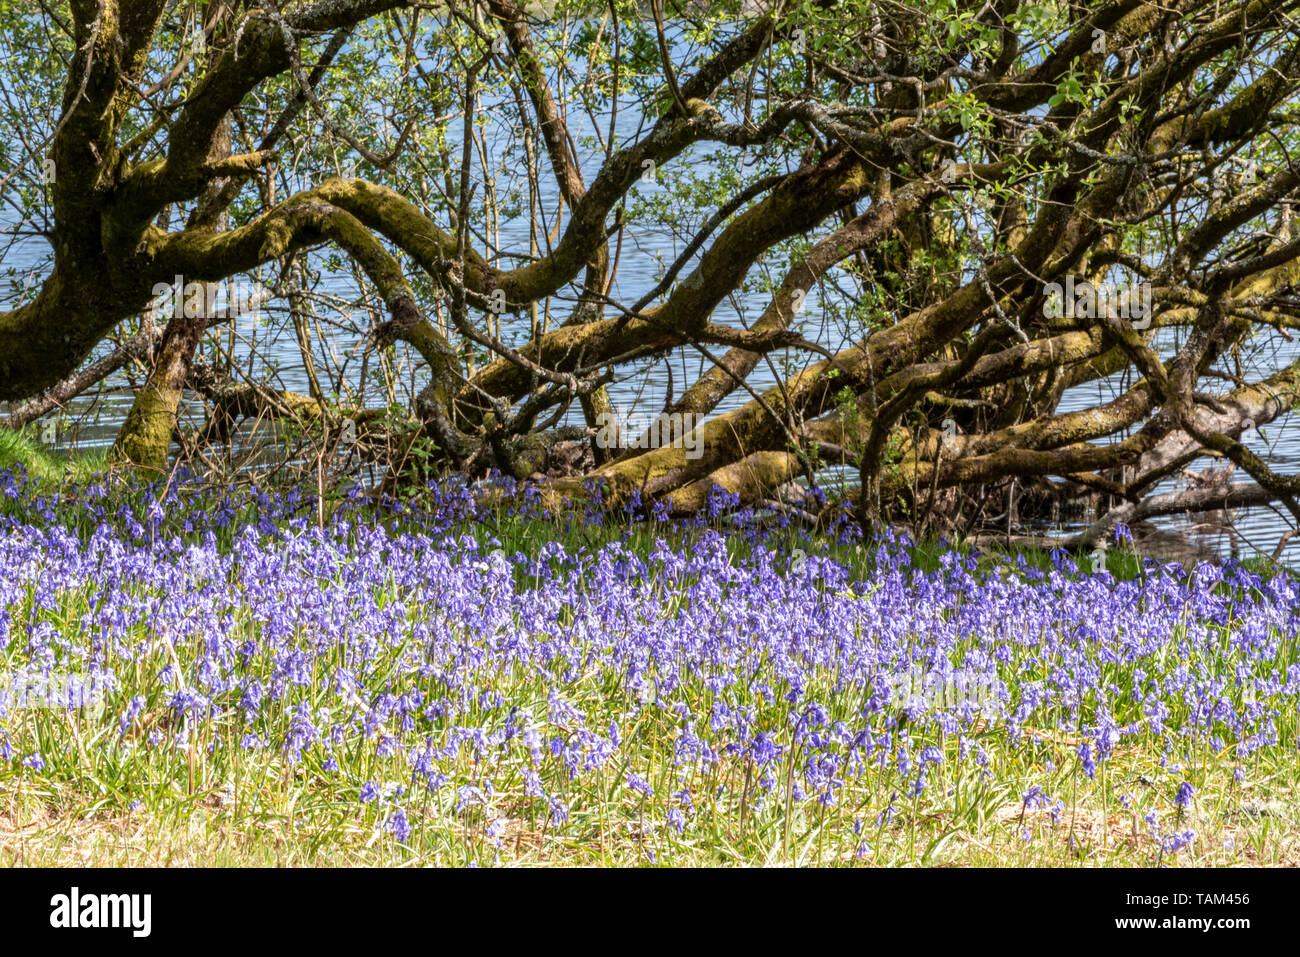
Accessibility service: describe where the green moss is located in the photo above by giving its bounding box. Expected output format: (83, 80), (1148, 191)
(111, 390), (177, 473)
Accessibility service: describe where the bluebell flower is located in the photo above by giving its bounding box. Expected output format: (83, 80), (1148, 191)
(386, 809), (411, 843)
(1078, 741), (1096, 779)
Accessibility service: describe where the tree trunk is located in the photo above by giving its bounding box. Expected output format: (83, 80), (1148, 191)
(112, 40), (234, 472)
(110, 297), (210, 471)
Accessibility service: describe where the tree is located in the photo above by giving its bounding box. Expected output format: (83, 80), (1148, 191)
(2, 0), (1299, 546)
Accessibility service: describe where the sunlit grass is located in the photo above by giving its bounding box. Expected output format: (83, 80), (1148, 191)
(0, 427), (110, 487)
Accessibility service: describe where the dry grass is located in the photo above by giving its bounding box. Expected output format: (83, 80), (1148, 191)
(4, 749), (1297, 867)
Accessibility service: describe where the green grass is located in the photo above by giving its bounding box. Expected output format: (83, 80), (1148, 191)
(4, 756), (1293, 867)
(0, 427), (110, 486)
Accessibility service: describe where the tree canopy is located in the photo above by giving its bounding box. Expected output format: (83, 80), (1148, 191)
(2, 0), (1299, 544)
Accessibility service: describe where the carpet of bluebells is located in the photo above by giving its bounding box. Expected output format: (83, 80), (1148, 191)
(1, 465), (1298, 866)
